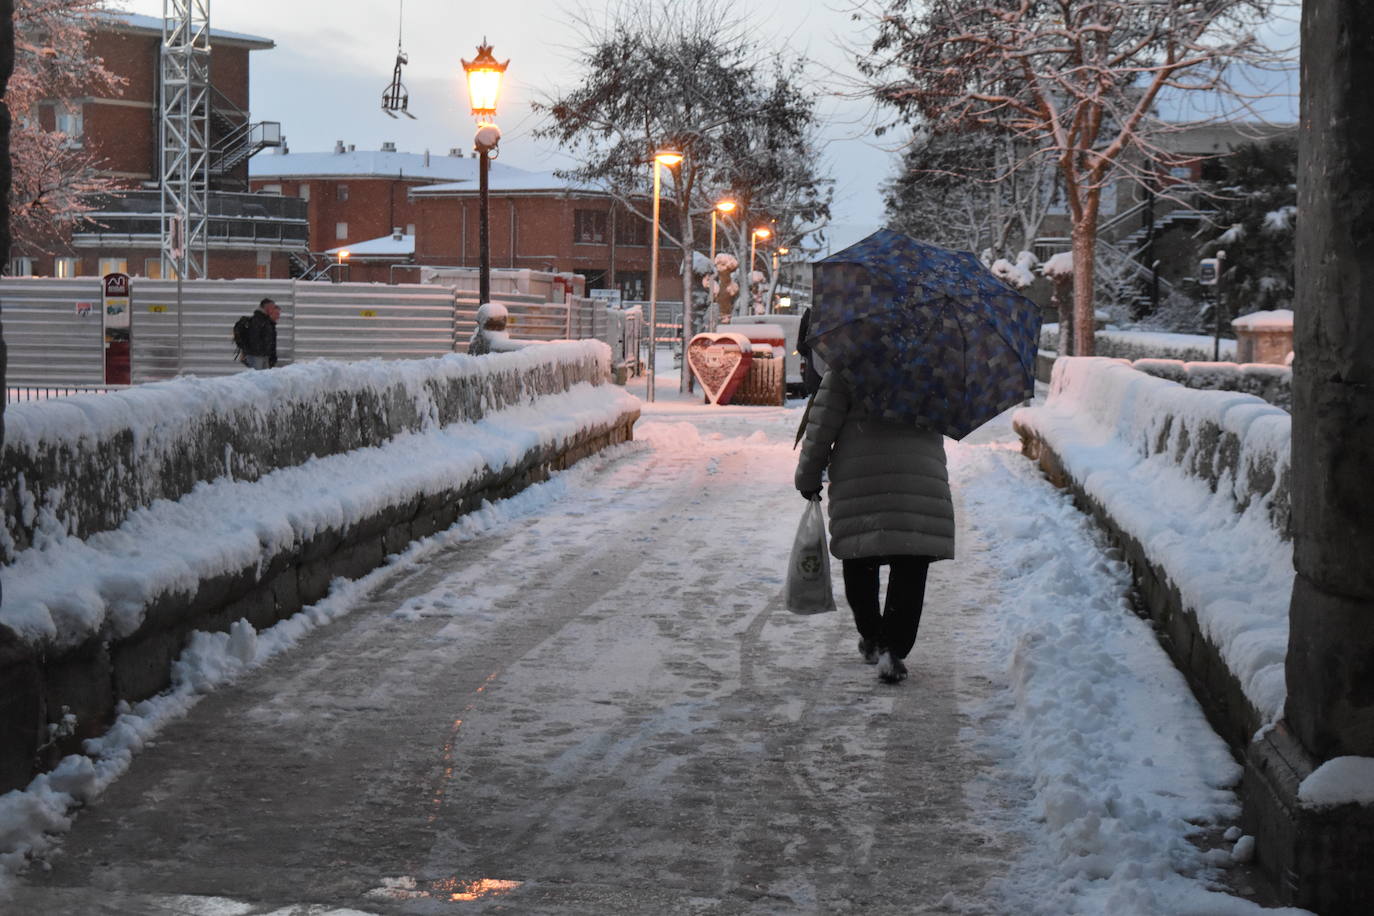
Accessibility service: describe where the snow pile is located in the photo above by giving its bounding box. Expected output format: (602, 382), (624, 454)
(0, 342), (610, 557)
(953, 443), (1292, 914)
(1013, 358), (1293, 722)
(1297, 757), (1374, 808)
(2, 380), (638, 650)
(1231, 309), (1294, 332)
(1043, 251), (1074, 279)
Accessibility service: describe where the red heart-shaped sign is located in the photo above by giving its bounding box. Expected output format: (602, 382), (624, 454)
(687, 333), (754, 405)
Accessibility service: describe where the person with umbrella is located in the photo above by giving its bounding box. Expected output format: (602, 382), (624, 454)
(794, 229), (1041, 683)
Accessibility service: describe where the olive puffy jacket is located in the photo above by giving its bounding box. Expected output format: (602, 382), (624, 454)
(794, 370), (955, 561)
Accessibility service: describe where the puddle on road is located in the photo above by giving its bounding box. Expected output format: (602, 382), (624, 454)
(366, 875), (524, 903)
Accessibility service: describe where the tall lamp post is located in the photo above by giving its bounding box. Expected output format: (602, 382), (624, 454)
(646, 148), (682, 403)
(749, 227), (770, 315)
(770, 246), (789, 314)
(461, 41), (508, 305)
(709, 198), (736, 262)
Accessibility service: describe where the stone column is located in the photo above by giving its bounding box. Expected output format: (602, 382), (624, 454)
(1285, 0), (1374, 759)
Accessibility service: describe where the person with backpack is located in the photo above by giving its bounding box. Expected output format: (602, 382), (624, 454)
(235, 298), (280, 369)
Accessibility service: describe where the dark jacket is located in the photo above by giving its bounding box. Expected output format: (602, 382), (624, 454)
(796, 308), (823, 396)
(795, 370), (955, 561)
(242, 309), (277, 366)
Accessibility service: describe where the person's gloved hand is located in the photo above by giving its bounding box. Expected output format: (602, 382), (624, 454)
(800, 489), (822, 502)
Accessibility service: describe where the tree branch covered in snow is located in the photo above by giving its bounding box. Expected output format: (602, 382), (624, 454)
(856, 0), (1291, 356)
(533, 0), (831, 353)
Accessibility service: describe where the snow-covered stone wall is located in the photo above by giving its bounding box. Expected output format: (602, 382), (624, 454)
(0, 343), (609, 559)
(1013, 357), (1292, 748)
(0, 343), (640, 792)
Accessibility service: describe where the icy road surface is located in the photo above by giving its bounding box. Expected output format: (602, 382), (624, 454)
(5, 389), (1292, 915)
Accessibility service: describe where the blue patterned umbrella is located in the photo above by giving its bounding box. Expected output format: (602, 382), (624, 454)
(808, 229), (1041, 440)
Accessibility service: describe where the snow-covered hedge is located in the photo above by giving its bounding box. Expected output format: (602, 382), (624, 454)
(1013, 357), (1292, 729)
(0, 342), (610, 560)
(1040, 324), (1237, 363)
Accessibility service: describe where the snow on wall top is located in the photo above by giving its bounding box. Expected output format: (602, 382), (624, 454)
(1, 343), (611, 560)
(1014, 357), (1293, 724)
(1230, 309), (1294, 331)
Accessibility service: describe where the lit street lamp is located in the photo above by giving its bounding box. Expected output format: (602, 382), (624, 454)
(461, 40), (508, 305)
(647, 148), (683, 403)
(749, 227), (770, 314)
(336, 248), (350, 283)
(770, 246), (789, 313)
(709, 198), (736, 262)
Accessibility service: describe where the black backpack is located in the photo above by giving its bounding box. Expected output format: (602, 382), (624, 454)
(232, 315), (252, 360)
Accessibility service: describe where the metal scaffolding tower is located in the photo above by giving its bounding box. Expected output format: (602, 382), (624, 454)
(160, 0), (211, 279)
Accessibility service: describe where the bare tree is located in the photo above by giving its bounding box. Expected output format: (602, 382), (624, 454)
(535, 0), (830, 385)
(858, 0), (1288, 355)
(8, 0), (122, 257)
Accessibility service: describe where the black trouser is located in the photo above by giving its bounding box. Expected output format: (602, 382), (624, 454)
(841, 555), (933, 660)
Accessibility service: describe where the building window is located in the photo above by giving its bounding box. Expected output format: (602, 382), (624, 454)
(54, 103), (83, 147)
(336, 222), (348, 240)
(574, 209), (608, 244)
(615, 215), (647, 246)
(617, 271), (647, 301)
(98, 257), (128, 276)
(336, 184), (349, 202)
(259, 183), (282, 195)
(54, 257), (79, 278)
(256, 250), (272, 279)
(405, 223), (416, 237)
(299, 183), (311, 201)
(7, 257), (33, 276)
(143, 258), (163, 279)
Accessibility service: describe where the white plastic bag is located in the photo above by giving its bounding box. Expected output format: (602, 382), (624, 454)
(785, 499), (837, 615)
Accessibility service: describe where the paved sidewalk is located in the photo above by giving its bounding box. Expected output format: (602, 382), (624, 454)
(7, 402), (1025, 914)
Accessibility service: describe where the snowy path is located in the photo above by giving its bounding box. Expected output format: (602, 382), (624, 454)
(4, 386), (1295, 914)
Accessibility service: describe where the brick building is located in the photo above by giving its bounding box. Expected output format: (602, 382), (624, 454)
(410, 171), (684, 301)
(9, 13), (302, 280)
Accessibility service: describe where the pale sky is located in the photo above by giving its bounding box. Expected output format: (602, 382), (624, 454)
(117, 0), (898, 253)
(115, 1), (1298, 256)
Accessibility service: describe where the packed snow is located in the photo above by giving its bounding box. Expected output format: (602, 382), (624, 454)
(0, 354), (1312, 913)
(1298, 757), (1374, 808)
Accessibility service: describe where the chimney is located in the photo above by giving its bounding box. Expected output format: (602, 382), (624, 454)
(392, 226), (403, 240)
(381, 141), (396, 152)
(423, 148), (430, 167)
(347, 144), (356, 152)
(449, 147), (463, 157)
(471, 150), (477, 159)
(334, 139), (345, 154)
(278, 136), (289, 155)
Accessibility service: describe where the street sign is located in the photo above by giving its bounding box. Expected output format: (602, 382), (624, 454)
(1198, 258), (1220, 286)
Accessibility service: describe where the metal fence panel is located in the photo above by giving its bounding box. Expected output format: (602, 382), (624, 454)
(293, 281), (457, 363)
(130, 278), (295, 381)
(1, 278), (108, 386)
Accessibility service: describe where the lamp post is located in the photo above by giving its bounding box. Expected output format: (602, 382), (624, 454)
(749, 227), (770, 315)
(770, 245), (789, 314)
(461, 40), (508, 305)
(709, 199), (736, 262)
(336, 249), (350, 283)
(646, 148), (682, 403)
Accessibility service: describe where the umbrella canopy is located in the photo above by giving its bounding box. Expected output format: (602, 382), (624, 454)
(808, 229), (1042, 440)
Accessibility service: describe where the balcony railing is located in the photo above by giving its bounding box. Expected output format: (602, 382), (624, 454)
(73, 190), (309, 248)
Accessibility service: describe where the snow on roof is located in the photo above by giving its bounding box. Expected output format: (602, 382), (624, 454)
(325, 233), (414, 258)
(102, 12), (274, 49)
(251, 149), (538, 183)
(411, 170), (601, 196)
